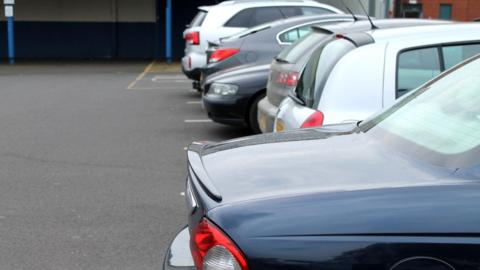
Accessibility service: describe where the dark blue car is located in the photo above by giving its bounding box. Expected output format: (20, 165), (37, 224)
(164, 55), (480, 270)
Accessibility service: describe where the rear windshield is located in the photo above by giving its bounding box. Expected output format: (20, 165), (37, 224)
(190, 10), (207, 27)
(295, 38), (356, 108)
(365, 57), (480, 168)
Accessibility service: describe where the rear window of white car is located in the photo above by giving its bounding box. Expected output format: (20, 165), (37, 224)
(225, 6), (336, 29)
(225, 7), (284, 28)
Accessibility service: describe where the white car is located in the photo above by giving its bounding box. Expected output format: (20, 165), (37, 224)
(275, 23), (480, 132)
(181, 0), (343, 82)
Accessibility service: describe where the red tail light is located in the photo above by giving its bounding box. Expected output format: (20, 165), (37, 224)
(275, 71), (300, 87)
(191, 218), (248, 270)
(209, 48), (239, 63)
(301, 111), (325, 128)
(185, 32), (200, 45)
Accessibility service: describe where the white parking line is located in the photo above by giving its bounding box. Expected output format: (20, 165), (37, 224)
(151, 75), (186, 82)
(186, 101), (202, 104)
(184, 119), (212, 123)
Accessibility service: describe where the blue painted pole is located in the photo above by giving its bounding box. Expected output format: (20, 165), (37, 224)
(7, 14), (14, 64)
(165, 0), (172, 63)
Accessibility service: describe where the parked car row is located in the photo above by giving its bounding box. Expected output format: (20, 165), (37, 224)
(168, 0), (480, 269)
(182, 0), (343, 83)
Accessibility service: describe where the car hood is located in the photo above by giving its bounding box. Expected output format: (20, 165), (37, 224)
(195, 128), (475, 204)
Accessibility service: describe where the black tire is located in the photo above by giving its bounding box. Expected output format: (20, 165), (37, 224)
(247, 92), (266, 134)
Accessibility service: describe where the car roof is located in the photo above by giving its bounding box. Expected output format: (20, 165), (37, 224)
(240, 14), (361, 34)
(220, 14), (359, 43)
(369, 23), (480, 42)
(219, 0), (320, 5)
(201, 0), (343, 12)
(316, 18), (449, 35)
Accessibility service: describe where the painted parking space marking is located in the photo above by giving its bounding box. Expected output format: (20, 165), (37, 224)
(184, 119), (212, 123)
(152, 75), (186, 82)
(127, 61), (155, 90)
(186, 101), (202, 104)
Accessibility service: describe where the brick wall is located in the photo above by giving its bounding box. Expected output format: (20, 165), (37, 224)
(398, 0), (480, 21)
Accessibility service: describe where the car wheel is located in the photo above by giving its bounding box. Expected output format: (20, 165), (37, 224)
(248, 93), (266, 134)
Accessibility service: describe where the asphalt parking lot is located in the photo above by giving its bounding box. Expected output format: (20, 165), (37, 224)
(0, 61), (250, 270)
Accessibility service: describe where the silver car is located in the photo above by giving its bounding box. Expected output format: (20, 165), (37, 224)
(181, 0), (342, 81)
(274, 23), (480, 132)
(257, 18), (447, 133)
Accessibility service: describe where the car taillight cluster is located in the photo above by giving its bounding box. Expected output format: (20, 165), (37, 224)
(185, 32), (200, 45)
(191, 218), (248, 270)
(275, 71), (299, 87)
(301, 111), (325, 128)
(209, 48), (240, 63)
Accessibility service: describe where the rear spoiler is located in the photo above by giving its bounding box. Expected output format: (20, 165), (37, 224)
(198, 6), (212, 12)
(311, 26), (374, 47)
(311, 26), (334, 35)
(187, 142), (223, 202)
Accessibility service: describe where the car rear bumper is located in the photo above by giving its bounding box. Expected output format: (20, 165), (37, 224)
(163, 227), (195, 270)
(257, 97), (277, 133)
(203, 94), (249, 127)
(182, 52), (207, 81)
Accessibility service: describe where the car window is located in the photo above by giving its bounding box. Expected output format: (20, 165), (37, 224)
(443, 43), (480, 70)
(367, 57), (480, 167)
(224, 8), (255, 28)
(278, 25), (314, 44)
(295, 38), (356, 108)
(279, 6), (303, 17)
(276, 20), (353, 62)
(397, 47), (441, 98)
(190, 11), (207, 27)
(300, 7), (332, 16)
(296, 44), (324, 108)
(251, 7), (284, 27)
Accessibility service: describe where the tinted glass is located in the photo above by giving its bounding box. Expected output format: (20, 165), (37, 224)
(278, 25), (314, 44)
(225, 8), (255, 28)
(301, 7), (332, 16)
(397, 47), (441, 97)
(251, 7), (284, 27)
(276, 31), (328, 63)
(296, 44), (324, 107)
(190, 11), (207, 27)
(368, 57), (480, 167)
(443, 43), (480, 70)
(279, 6), (302, 17)
(276, 20), (352, 62)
